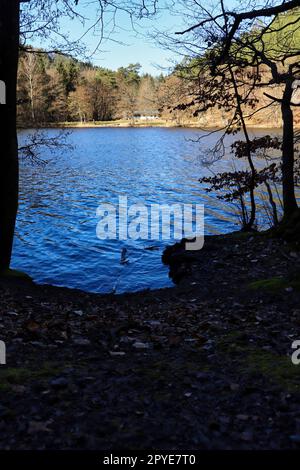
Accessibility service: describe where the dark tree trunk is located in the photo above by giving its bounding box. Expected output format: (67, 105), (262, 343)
(281, 79), (298, 218)
(228, 65), (256, 231)
(0, 1), (20, 270)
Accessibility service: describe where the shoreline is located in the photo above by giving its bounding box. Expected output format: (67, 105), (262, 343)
(18, 120), (288, 131)
(1, 231), (300, 449)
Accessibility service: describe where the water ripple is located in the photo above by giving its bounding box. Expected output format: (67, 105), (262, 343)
(13, 127), (284, 293)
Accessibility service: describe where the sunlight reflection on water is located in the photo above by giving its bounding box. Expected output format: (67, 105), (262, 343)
(13, 127), (284, 293)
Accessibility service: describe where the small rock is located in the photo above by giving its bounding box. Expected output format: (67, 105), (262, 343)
(237, 414), (249, 421)
(119, 336), (132, 344)
(73, 338), (91, 346)
(73, 310), (85, 316)
(145, 320), (161, 327)
(28, 420), (51, 434)
(290, 434), (300, 444)
(285, 287), (293, 293)
(109, 351), (126, 356)
(50, 377), (69, 389)
(195, 372), (210, 380)
(132, 342), (150, 350)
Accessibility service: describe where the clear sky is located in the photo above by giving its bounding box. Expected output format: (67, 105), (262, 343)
(78, 6), (176, 75)
(31, 1), (180, 75)
(29, 0), (239, 75)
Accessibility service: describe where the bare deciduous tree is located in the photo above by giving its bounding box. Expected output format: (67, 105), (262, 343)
(158, 0), (300, 230)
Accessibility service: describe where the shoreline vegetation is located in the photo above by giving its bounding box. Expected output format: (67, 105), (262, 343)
(16, 50), (300, 134)
(19, 120), (290, 130)
(1, 230), (300, 449)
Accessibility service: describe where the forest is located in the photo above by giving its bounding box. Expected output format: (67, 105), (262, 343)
(17, 53), (165, 124)
(17, 20), (300, 131)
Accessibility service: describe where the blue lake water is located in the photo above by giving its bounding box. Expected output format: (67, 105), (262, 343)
(13, 127), (280, 293)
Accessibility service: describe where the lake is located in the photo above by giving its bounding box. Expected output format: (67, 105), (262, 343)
(13, 127), (279, 293)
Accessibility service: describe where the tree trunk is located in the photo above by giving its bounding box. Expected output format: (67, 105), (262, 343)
(281, 79), (298, 218)
(228, 65), (256, 230)
(0, 1), (20, 270)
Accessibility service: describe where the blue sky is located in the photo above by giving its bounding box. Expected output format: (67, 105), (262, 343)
(30, 0), (239, 75)
(33, 2), (180, 75)
(77, 6), (176, 74)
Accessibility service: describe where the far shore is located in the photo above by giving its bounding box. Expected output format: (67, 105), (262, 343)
(18, 119), (288, 131)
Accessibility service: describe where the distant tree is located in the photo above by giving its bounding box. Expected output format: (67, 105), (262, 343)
(117, 63), (142, 85)
(56, 58), (80, 96)
(68, 83), (90, 123)
(136, 75), (159, 115)
(83, 70), (115, 121)
(158, 74), (196, 125)
(47, 67), (70, 122)
(17, 52), (169, 125)
(18, 50), (52, 124)
(116, 64), (142, 122)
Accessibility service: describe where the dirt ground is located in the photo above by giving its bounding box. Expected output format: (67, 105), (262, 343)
(0, 232), (299, 450)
